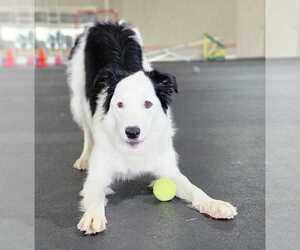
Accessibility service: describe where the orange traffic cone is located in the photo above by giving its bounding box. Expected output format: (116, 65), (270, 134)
(54, 52), (63, 65)
(4, 48), (16, 67)
(36, 47), (47, 68)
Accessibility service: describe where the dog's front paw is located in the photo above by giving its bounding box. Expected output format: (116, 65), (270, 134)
(77, 211), (107, 235)
(195, 199), (237, 219)
(73, 158), (88, 170)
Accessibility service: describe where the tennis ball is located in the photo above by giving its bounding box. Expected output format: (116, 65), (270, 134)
(153, 178), (176, 201)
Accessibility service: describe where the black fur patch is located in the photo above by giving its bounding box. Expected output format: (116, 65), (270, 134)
(92, 65), (129, 114)
(84, 22), (144, 115)
(146, 70), (178, 112)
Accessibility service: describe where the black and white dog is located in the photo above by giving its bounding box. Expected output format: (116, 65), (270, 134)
(68, 21), (237, 235)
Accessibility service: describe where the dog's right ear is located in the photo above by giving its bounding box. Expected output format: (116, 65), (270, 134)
(146, 69), (178, 112)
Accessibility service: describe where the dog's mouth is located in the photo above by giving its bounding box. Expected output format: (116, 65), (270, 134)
(126, 139), (144, 148)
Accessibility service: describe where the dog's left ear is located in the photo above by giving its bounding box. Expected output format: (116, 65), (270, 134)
(146, 70), (178, 112)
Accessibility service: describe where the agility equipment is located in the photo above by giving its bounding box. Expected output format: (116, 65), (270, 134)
(202, 33), (227, 61)
(36, 47), (47, 68)
(145, 33), (229, 62)
(146, 33), (229, 62)
(54, 52), (63, 65)
(3, 48), (16, 67)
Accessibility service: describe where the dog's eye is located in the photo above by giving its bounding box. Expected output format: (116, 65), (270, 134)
(144, 100), (153, 109)
(117, 102), (124, 108)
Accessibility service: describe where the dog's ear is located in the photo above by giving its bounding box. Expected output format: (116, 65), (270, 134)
(146, 70), (178, 112)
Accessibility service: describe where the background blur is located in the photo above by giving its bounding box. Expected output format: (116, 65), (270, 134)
(0, 0), (299, 67)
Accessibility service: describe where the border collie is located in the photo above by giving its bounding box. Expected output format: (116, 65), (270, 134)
(67, 21), (237, 235)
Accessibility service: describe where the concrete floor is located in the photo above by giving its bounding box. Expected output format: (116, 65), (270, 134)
(35, 60), (265, 250)
(0, 68), (34, 250)
(1, 59), (299, 250)
(266, 59), (300, 249)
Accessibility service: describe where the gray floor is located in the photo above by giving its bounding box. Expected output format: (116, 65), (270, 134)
(0, 68), (34, 250)
(35, 60), (265, 250)
(266, 59), (300, 249)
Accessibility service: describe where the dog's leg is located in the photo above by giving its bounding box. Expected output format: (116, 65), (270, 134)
(77, 178), (108, 234)
(172, 170), (237, 219)
(156, 152), (237, 219)
(73, 127), (93, 170)
(77, 150), (112, 234)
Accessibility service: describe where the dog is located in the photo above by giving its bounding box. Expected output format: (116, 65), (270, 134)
(67, 21), (237, 235)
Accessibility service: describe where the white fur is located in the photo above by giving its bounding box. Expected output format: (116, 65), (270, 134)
(67, 29), (237, 235)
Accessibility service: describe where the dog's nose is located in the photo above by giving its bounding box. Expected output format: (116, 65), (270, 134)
(125, 126), (140, 139)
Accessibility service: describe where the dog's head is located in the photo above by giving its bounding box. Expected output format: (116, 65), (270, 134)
(98, 68), (177, 151)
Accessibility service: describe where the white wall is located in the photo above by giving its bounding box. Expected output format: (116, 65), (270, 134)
(266, 0), (300, 58)
(112, 0), (237, 48)
(236, 0), (265, 58)
(114, 0), (267, 58)
(39, 0), (300, 58)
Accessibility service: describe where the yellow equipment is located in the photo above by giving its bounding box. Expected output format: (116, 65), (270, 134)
(202, 33), (227, 61)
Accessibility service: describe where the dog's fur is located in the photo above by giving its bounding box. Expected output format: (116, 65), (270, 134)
(67, 22), (237, 234)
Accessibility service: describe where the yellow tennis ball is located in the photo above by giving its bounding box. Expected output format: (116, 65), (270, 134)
(153, 178), (176, 201)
